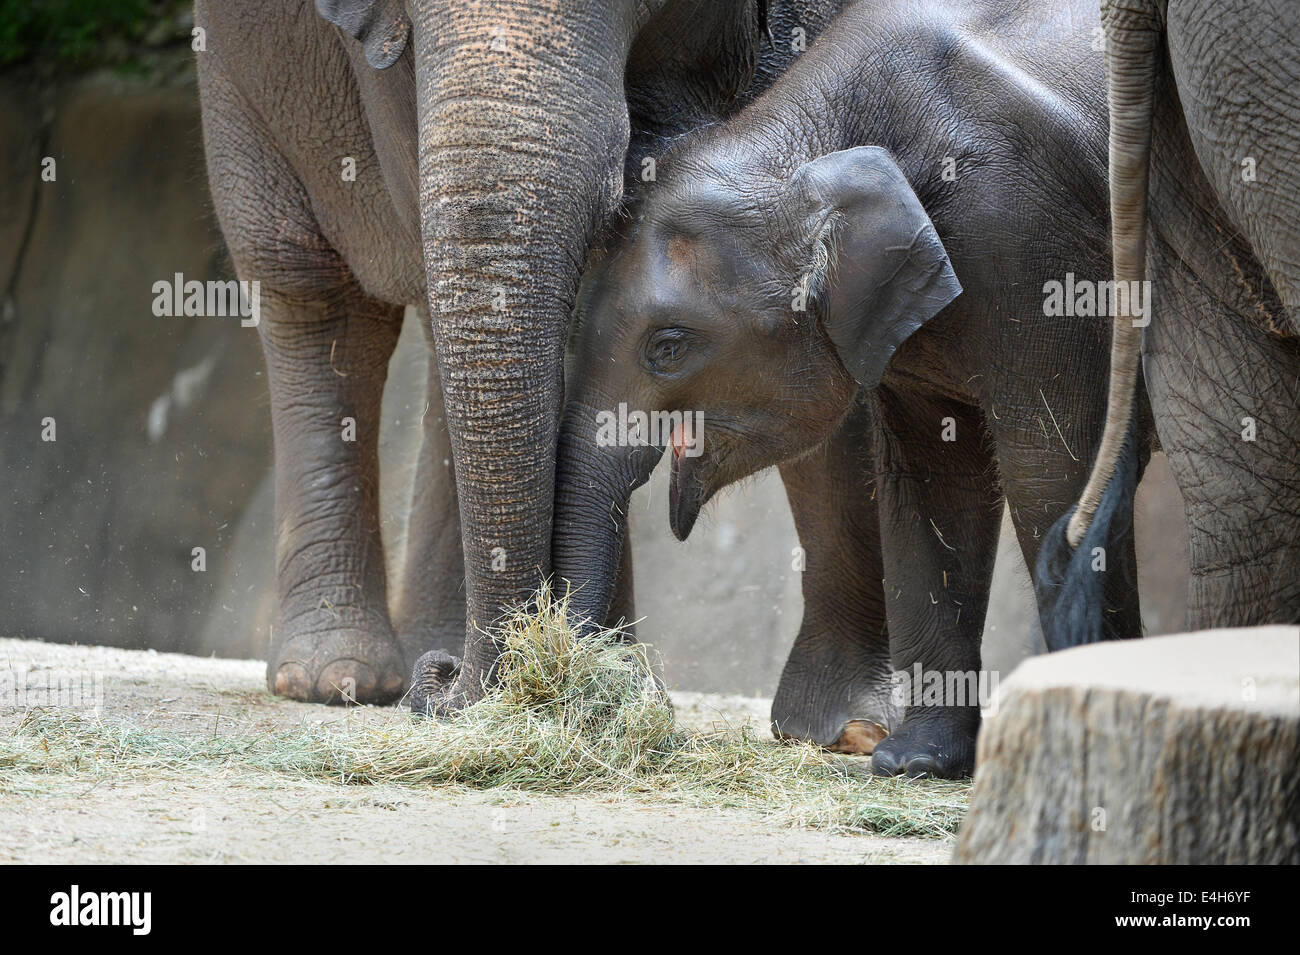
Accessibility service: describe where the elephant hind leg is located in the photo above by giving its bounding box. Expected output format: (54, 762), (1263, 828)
(1146, 234), (1300, 628)
(992, 378), (1148, 648)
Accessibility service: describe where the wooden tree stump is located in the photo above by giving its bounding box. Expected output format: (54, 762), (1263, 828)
(953, 627), (1300, 864)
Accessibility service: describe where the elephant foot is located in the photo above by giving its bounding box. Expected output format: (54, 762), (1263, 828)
(870, 707), (978, 779)
(770, 651), (900, 754)
(267, 627), (406, 705)
(409, 649), (464, 717)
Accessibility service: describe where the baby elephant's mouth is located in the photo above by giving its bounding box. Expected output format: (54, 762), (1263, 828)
(668, 440), (706, 541)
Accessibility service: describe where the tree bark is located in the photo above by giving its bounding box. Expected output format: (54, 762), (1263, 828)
(953, 627), (1300, 864)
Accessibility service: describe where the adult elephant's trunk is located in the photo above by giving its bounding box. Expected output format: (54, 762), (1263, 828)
(410, 0), (637, 703)
(552, 399), (663, 631)
(1066, 0), (1161, 547)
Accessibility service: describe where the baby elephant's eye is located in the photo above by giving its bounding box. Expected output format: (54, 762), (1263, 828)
(644, 327), (690, 373)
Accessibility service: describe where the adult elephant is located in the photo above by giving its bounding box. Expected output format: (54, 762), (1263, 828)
(195, 0), (846, 706)
(1045, 0), (1300, 637)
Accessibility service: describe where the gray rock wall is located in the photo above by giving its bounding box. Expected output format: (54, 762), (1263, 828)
(1, 68), (268, 654)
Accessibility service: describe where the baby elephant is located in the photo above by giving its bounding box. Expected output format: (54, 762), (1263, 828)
(553, 0), (1148, 777)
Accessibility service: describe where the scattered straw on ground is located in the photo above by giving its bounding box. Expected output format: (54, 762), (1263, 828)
(0, 587), (968, 838)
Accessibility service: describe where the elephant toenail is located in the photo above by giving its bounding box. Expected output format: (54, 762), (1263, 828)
(871, 746), (906, 777)
(902, 754), (942, 778)
(272, 662), (311, 699)
(318, 660), (377, 704)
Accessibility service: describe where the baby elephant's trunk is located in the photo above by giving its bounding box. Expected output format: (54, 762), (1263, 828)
(552, 399), (662, 632)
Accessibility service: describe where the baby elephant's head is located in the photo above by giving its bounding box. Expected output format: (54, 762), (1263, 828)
(554, 145), (960, 624)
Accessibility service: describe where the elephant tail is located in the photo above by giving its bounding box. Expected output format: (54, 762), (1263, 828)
(1036, 1), (1161, 650)
(1065, 0), (1160, 551)
(1034, 1), (1159, 649)
(1036, 417), (1141, 650)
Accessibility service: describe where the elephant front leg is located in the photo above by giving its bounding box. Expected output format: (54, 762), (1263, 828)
(871, 398), (1001, 778)
(260, 287), (406, 704)
(391, 329), (467, 674)
(773, 394), (897, 754)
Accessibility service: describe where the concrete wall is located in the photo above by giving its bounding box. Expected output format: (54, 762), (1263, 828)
(1, 64), (1191, 695)
(0, 67), (269, 654)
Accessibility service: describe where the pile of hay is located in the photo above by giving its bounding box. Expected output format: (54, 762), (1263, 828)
(1, 587), (968, 837)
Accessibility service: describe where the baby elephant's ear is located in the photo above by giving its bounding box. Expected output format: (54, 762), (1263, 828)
(792, 146), (961, 389)
(316, 0), (410, 70)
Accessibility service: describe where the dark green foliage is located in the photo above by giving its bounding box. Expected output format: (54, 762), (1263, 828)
(0, 0), (188, 69)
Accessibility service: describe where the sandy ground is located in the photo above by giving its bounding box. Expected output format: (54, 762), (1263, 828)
(0, 638), (952, 864)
